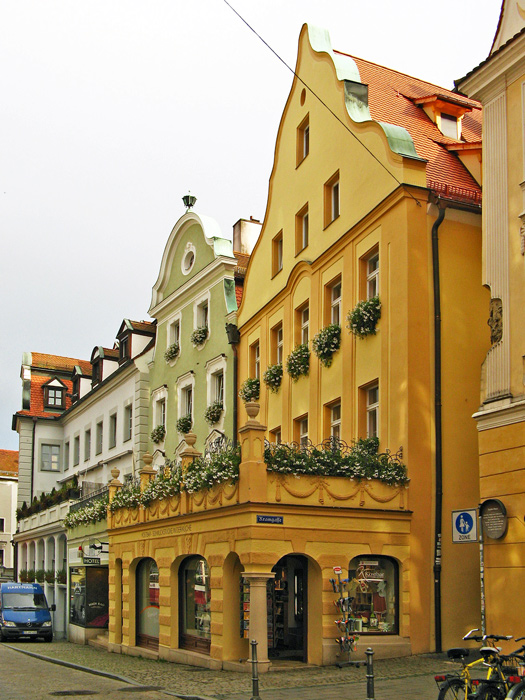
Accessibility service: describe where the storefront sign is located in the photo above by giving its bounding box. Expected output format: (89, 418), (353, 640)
(480, 499), (507, 540)
(83, 557), (101, 565)
(452, 509), (478, 543)
(256, 515), (283, 524)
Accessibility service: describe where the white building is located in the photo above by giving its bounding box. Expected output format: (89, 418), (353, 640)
(0, 450), (18, 577)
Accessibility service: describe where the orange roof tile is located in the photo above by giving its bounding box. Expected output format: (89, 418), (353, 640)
(30, 352), (91, 375)
(337, 53), (482, 202)
(0, 450), (18, 477)
(235, 281), (244, 307)
(17, 374), (75, 419)
(128, 320), (156, 334)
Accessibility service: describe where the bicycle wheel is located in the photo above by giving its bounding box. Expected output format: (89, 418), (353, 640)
(476, 684), (506, 700)
(438, 678), (467, 700)
(507, 681), (525, 699)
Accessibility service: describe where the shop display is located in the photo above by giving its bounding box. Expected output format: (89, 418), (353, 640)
(330, 566), (360, 667)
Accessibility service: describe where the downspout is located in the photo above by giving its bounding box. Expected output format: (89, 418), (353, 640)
(431, 202), (446, 653)
(30, 416), (37, 503)
(225, 323), (241, 447)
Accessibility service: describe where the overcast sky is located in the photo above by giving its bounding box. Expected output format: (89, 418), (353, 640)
(0, 0), (501, 450)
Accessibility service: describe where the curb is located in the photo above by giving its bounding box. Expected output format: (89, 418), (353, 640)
(3, 644), (215, 699)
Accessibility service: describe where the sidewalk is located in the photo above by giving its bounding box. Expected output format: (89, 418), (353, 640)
(6, 641), (457, 699)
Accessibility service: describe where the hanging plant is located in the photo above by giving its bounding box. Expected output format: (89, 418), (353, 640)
(45, 569), (56, 584)
(27, 569), (36, 583)
(347, 296), (381, 338)
(177, 414), (193, 434)
(312, 324), (341, 367)
(150, 424), (166, 444)
(204, 401), (223, 425)
(263, 363), (283, 393)
(35, 569), (45, 583)
(286, 343), (310, 381)
(190, 326), (208, 347)
(19, 569), (28, 583)
(239, 377), (260, 403)
(164, 342), (180, 362)
(56, 569), (67, 585)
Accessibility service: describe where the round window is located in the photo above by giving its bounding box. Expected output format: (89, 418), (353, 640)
(183, 251), (195, 272)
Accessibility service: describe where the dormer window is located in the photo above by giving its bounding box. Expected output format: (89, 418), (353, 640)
(440, 113), (459, 140)
(119, 334), (130, 363)
(413, 93), (473, 141)
(44, 386), (65, 409)
(92, 360), (101, 387)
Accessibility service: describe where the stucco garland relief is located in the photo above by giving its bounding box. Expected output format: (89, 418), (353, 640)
(269, 473), (407, 509)
(188, 480), (239, 512)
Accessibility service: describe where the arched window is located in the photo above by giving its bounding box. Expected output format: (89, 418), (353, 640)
(348, 556), (398, 634)
(136, 558), (159, 649)
(179, 556), (211, 653)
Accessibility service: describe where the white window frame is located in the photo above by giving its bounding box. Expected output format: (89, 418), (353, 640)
(167, 311), (182, 348)
(177, 372), (195, 424)
(330, 402), (341, 439)
(330, 279), (342, 325)
(109, 412), (117, 449)
(123, 401), (133, 443)
(275, 323), (284, 365)
(181, 241), (196, 276)
(206, 356), (227, 418)
(84, 429), (91, 462)
(64, 441), (70, 471)
(331, 179), (340, 221)
(367, 383), (379, 438)
(193, 291), (211, 342)
(73, 435), (80, 466)
(299, 416), (308, 447)
(95, 420), (103, 455)
(367, 252), (379, 299)
(300, 304), (309, 345)
(152, 386), (168, 433)
(40, 442), (61, 472)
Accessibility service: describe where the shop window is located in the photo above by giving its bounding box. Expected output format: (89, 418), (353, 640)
(324, 171), (340, 227)
(41, 444), (60, 471)
(70, 566), (109, 629)
(84, 430), (91, 461)
(136, 558), (159, 649)
(295, 204), (309, 254)
(272, 231), (283, 276)
(272, 323), (284, 365)
(296, 114), (309, 165)
(96, 421), (103, 455)
(179, 556), (211, 653)
(348, 556), (398, 634)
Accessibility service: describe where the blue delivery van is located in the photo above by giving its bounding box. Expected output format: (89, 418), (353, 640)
(0, 582), (55, 642)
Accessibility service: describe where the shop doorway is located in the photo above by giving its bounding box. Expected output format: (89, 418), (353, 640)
(136, 558), (159, 650)
(268, 555), (307, 661)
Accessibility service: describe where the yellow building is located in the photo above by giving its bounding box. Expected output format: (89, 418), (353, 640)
(105, 25), (489, 670)
(237, 25), (489, 655)
(457, 1), (525, 640)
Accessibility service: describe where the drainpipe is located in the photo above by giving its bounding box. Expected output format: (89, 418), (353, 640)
(30, 416), (37, 503)
(431, 202), (446, 653)
(225, 324), (241, 447)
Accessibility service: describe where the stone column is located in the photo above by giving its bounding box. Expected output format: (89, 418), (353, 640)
(238, 402), (267, 503)
(242, 572), (275, 673)
(139, 452), (155, 491)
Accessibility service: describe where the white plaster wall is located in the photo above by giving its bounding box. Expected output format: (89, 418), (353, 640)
(0, 478), (17, 568)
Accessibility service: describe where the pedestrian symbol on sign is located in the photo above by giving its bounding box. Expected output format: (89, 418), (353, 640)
(452, 509), (477, 543)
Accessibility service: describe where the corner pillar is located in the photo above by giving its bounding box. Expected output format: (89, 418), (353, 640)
(242, 572), (275, 673)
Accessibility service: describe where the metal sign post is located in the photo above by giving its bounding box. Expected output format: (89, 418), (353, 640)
(478, 507), (486, 636)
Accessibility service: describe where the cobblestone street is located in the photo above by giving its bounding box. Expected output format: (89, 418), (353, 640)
(3, 641), (459, 699)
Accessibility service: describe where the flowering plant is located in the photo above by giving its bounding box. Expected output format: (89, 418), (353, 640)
(176, 414), (192, 434)
(183, 445), (241, 493)
(264, 436), (408, 486)
(63, 495), (109, 529)
(150, 424), (166, 444)
(239, 377), (260, 402)
(141, 464), (182, 507)
(190, 326), (208, 346)
(312, 324), (341, 367)
(263, 363), (283, 393)
(164, 342), (180, 362)
(347, 296), (381, 338)
(108, 482), (141, 512)
(286, 343), (310, 381)
(204, 401), (223, 425)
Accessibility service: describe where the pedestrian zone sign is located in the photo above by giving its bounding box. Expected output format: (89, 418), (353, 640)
(452, 509), (478, 543)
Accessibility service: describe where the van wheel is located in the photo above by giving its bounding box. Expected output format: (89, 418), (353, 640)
(44, 636), (53, 643)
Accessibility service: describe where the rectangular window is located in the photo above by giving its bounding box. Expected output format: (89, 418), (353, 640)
(156, 399), (166, 428)
(272, 231), (283, 276)
(124, 405), (132, 442)
(330, 402), (341, 439)
(169, 319), (180, 346)
(41, 444), (60, 471)
(270, 427), (282, 444)
(324, 171), (340, 227)
(183, 387), (193, 418)
(109, 413), (117, 449)
(119, 335), (129, 363)
(367, 383), (379, 438)
(96, 422), (103, 455)
(250, 341), (260, 380)
(84, 430), (91, 461)
(295, 205), (309, 254)
(367, 252), (379, 299)
(296, 115), (309, 165)
(272, 323), (284, 365)
(44, 386), (65, 409)
(295, 416), (308, 447)
(64, 442), (70, 471)
(214, 371), (224, 405)
(296, 303), (309, 345)
(73, 436), (80, 466)
(197, 301), (209, 329)
(330, 278), (342, 325)
(0, 519), (4, 533)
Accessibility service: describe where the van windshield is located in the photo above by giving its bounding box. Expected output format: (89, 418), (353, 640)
(2, 593), (48, 610)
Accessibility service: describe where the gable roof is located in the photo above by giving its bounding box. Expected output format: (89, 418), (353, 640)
(342, 54), (482, 203)
(30, 352), (91, 376)
(0, 450), (18, 477)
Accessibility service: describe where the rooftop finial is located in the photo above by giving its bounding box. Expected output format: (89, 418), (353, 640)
(182, 191), (197, 211)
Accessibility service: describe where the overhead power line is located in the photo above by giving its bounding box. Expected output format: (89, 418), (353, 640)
(222, 0), (422, 207)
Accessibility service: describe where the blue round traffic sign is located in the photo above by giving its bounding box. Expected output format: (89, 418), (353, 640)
(455, 512), (474, 535)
